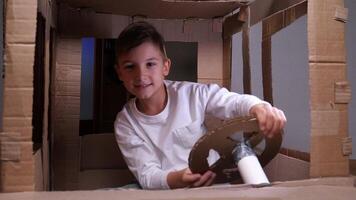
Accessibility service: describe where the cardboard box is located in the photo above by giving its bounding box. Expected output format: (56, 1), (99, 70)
(0, 0), (354, 196)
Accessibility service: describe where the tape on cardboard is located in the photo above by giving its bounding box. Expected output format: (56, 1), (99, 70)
(342, 137), (352, 156)
(334, 6), (348, 23)
(334, 81), (351, 104)
(0, 142), (21, 161)
(0, 132), (22, 161)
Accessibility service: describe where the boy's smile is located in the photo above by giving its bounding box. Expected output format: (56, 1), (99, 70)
(116, 41), (171, 114)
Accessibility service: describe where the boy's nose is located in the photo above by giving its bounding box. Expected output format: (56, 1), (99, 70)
(134, 66), (147, 78)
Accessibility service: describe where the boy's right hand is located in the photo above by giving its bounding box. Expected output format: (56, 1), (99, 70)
(167, 168), (216, 189)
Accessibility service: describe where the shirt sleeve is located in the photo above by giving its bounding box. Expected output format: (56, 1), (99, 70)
(202, 83), (269, 119)
(114, 117), (170, 189)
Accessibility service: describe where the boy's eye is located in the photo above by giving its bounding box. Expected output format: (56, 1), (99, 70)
(146, 62), (156, 68)
(123, 63), (134, 70)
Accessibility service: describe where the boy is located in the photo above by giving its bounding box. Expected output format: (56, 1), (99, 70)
(114, 21), (286, 189)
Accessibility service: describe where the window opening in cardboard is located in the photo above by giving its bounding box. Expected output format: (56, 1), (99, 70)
(231, 16), (310, 160)
(79, 40), (198, 135)
(32, 12), (46, 151)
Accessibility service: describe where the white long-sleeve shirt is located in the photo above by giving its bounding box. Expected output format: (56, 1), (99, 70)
(114, 80), (266, 189)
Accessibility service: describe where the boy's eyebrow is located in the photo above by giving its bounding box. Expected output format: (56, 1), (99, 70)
(146, 57), (159, 61)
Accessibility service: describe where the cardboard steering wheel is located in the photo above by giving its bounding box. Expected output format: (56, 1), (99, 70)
(188, 116), (282, 183)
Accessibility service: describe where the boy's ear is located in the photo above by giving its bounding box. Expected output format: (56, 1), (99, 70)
(163, 58), (171, 76)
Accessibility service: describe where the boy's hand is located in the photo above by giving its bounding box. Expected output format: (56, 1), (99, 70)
(249, 103), (286, 138)
(167, 168), (216, 189)
(190, 170), (216, 188)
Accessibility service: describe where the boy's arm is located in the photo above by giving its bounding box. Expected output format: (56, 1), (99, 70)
(202, 84), (286, 137)
(249, 103), (286, 138)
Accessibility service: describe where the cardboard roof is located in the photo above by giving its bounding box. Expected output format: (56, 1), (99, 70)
(56, 0), (246, 19)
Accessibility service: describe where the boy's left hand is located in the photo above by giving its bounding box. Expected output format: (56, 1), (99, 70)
(249, 103), (286, 138)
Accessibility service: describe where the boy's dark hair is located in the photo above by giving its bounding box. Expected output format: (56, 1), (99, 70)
(116, 21), (167, 60)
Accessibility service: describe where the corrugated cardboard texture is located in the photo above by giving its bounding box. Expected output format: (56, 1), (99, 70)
(308, 0), (346, 63)
(78, 169), (135, 190)
(52, 38), (82, 190)
(223, 0), (307, 37)
(1, 0), (38, 193)
(308, 0), (350, 177)
(80, 133), (127, 170)
(0, 177), (356, 199)
(56, 0), (241, 19)
(264, 154), (309, 182)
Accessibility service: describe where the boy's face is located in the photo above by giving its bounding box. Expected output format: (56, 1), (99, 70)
(116, 41), (171, 101)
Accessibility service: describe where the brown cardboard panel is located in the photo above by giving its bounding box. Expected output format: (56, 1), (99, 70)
(55, 64), (81, 82)
(6, 0), (37, 20)
(5, 20), (37, 44)
(334, 81), (352, 104)
(342, 137), (352, 156)
(0, 141), (21, 161)
(334, 5), (348, 23)
(78, 169), (136, 190)
(197, 42), (223, 79)
(279, 148), (310, 162)
(197, 78), (229, 88)
(57, 0), (241, 19)
(222, 37), (232, 87)
(52, 136), (80, 154)
(350, 160), (356, 175)
(56, 40), (82, 65)
(55, 80), (80, 96)
(2, 179), (356, 199)
(1, 122), (32, 141)
(311, 110), (348, 136)
(1, 160), (35, 177)
(34, 149), (44, 191)
(310, 161), (349, 177)
(54, 96), (80, 119)
(0, 131), (30, 143)
(1, 173), (35, 191)
(308, 0), (346, 63)
(274, 176), (355, 187)
(0, 141), (33, 162)
(53, 119), (80, 134)
(58, 4), (222, 42)
(80, 133), (128, 170)
(309, 63), (347, 110)
(311, 135), (347, 163)
(3, 88), (33, 118)
(4, 44), (35, 88)
(2, 117), (32, 129)
(262, 1), (307, 38)
(223, 0), (306, 37)
(310, 135), (349, 177)
(264, 154), (309, 182)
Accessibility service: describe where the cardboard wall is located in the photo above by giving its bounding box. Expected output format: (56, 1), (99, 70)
(38, 0), (58, 191)
(52, 38), (82, 190)
(308, 0), (350, 177)
(0, 0), (3, 130)
(1, 0), (37, 192)
(0, 0), (57, 192)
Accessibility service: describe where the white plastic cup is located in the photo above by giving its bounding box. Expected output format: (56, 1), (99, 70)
(233, 143), (270, 186)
